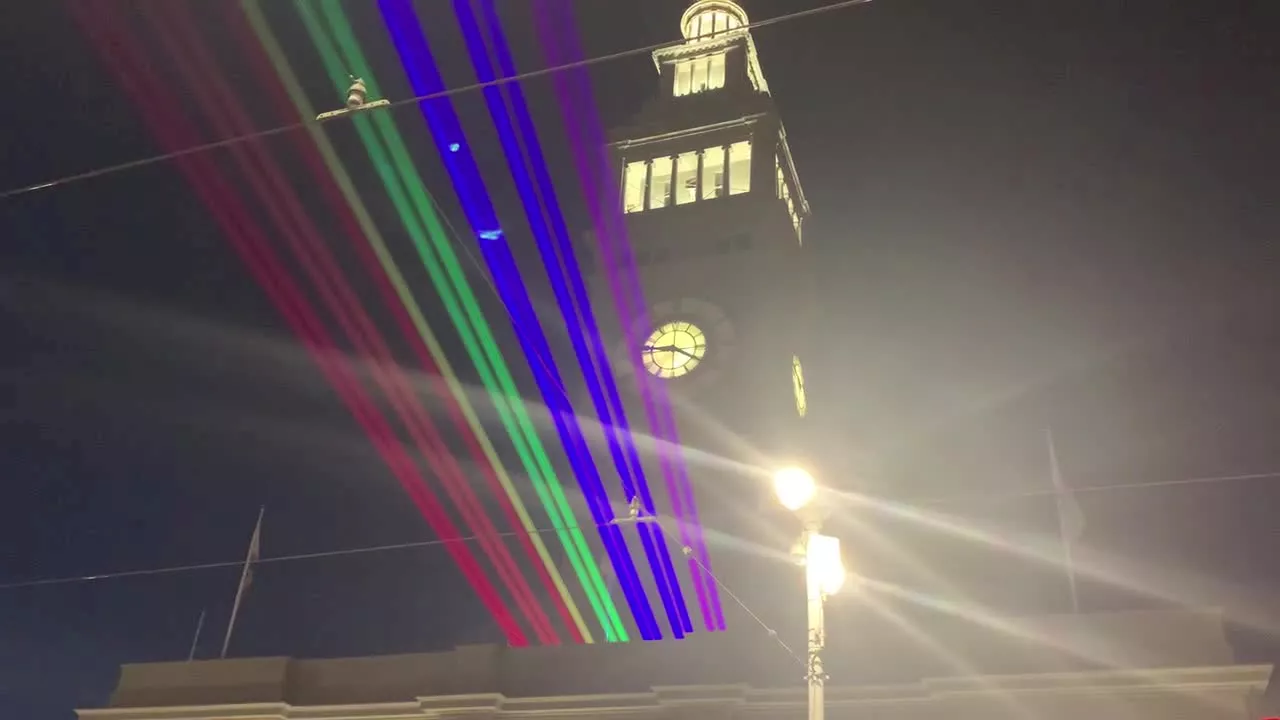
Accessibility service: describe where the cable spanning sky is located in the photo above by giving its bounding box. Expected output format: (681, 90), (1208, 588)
(69, 0), (733, 644)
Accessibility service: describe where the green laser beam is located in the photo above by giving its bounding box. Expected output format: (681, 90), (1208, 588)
(282, 0), (627, 641)
(239, 0), (594, 644)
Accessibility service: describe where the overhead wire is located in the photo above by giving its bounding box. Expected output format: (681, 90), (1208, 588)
(234, 0), (593, 646)
(0, 0), (872, 201)
(0, 526), (606, 592)
(684, 548), (805, 668)
(916, 471), (1280, 506)
(74, 0), (527, 645)
(6, 469), (1275, 593)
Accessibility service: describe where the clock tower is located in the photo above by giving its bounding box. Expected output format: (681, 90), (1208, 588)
(588, 1), (815, 551)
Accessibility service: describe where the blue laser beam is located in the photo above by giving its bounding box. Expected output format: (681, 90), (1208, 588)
(377, 0), (663, 640)
(461, 0), (696, 637)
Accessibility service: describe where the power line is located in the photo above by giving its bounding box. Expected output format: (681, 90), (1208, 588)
(1066, 470), (1280, 495)
(0, 0), (871, 201)
(0, 526), (571, 591)
(916, 471), (1280, 506)
(684, 547), (805, 667)
(4, 468), (1276, 593)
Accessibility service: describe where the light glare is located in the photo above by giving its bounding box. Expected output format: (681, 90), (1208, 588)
(807, 532), (846, 595)
(773, 466), (817, 511)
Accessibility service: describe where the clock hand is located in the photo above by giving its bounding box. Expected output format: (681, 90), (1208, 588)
(645, 344), (699, 360)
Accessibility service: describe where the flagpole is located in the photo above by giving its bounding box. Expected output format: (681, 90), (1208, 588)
(187, 609), (206, 662)
(221, 506), (264, 659)
(1046, 430), (1081, 613)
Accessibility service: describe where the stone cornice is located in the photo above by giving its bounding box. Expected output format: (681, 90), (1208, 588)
(79, 664), (1272, 720)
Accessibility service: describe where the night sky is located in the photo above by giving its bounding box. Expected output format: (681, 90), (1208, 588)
(2, 1), (1278, 718)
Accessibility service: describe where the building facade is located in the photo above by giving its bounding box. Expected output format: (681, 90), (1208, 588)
(80, 610), (1271, 720)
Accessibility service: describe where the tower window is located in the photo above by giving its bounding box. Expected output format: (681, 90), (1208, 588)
(691, 59), (709, 94)
(701, 146), (725, 200)
(728, 141), (751, 195)
(673, 53), (726, 97)
(649, 156), (673, 210)
(674, 62), (692, 97)
(675, 152), (698, 205)
(708, 54), (726, 91)
(619, 141), (752, 213)
(623, 160), (646, 214)
(684, 8), (744, 39)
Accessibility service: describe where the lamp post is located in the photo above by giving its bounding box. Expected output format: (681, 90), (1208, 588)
(773, 467), (847, 720)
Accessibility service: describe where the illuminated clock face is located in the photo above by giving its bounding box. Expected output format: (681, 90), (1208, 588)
(620, 299), (735, 388)
(642, 321), (707, 378)
(792, 355), (807, 417)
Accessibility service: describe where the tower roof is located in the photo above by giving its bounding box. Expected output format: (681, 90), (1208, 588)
(680, 1), (749, 40)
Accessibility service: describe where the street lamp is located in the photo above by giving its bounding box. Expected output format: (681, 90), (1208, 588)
(772, 466), (846, 720)
(773, 466), (818, 512)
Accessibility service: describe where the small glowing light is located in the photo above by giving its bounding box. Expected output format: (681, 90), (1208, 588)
(478, 229), (503, 240)
(773, 466), (816, 511)
(448, 142), (461, 152)
(806, 532), (846, 596)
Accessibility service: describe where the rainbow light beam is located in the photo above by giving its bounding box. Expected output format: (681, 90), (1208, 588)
(528, 0), (726, 631)
(444, 0), (694, 636)
(373, 0), (663, 640)
(289, 0), (630, 641)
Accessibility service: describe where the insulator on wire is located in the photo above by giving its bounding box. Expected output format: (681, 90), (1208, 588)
(346, 78), (368, 108)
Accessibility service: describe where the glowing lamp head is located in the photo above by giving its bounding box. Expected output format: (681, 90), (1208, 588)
(806, 532), (847, 596)
(773, 466), (817, 511)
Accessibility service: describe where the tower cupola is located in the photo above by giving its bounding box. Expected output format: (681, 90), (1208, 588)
(680, 1), (749, 40)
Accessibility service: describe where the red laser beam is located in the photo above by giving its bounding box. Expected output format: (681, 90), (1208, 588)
(75, 0), (528, 645)
(218, 3), (584, 643)
(145, 2), (559, 644)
